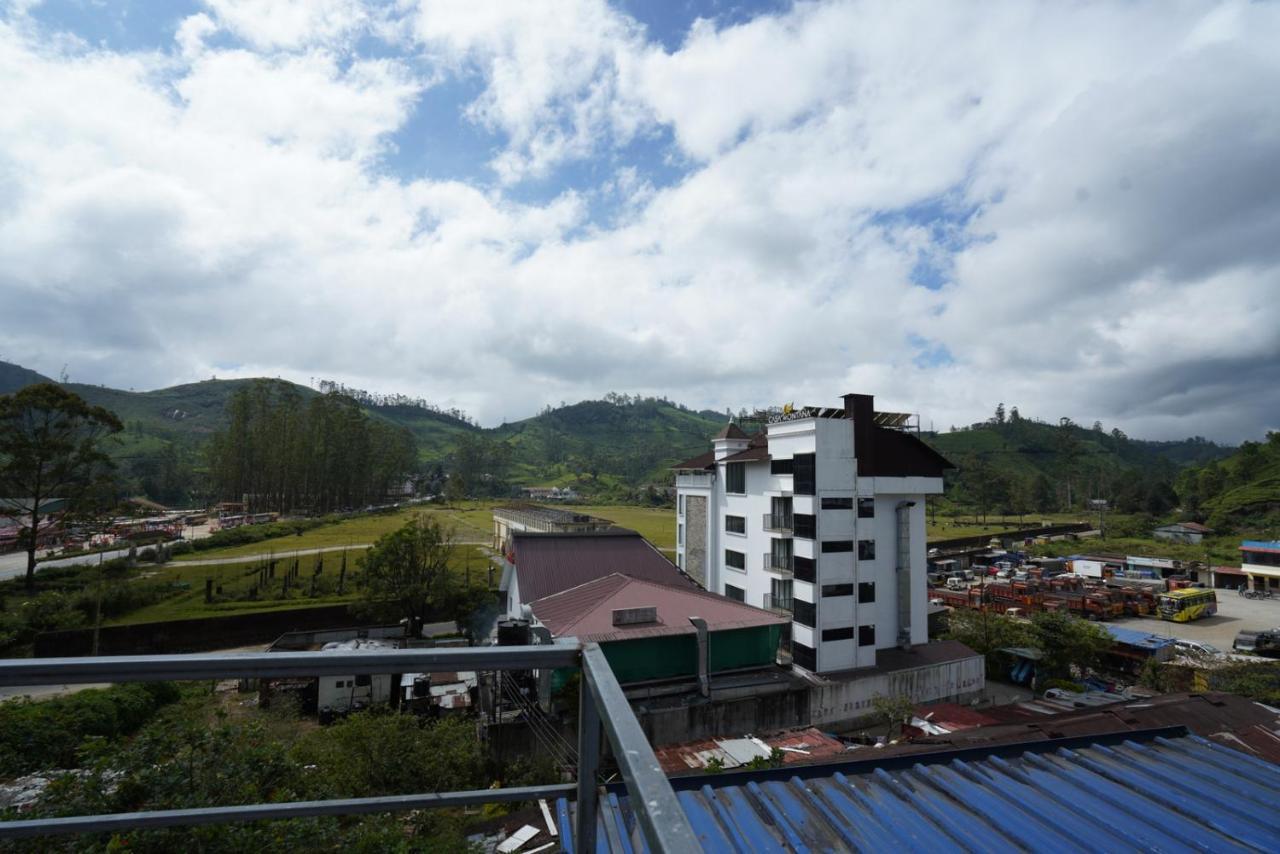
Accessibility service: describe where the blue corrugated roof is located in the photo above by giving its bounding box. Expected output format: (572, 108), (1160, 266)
(558, 730), (1280, 852)
(1103, 623), (1177, 650)
(1241, 540), (1280, 551)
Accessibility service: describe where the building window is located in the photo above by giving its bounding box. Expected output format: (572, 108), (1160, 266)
(821, 540), (853, 553)
(725, 462), (746, 494)
(822, 627), (854, 642)
(770, 458), (794, 475)
(792, 598), (816, 627)
(724, 584), (745, 602)
(858, 582), (876, 603)
(677, 523), (684, 546)
(821, 497), (853, 510)
(793, 513), (816, 539)
(858, 498), (875, 518)
(859, 625), (875, 647)
(792, 641), (816, 671)
(793, 555), (816, 583)
(725, 549), (746, 571)
(793, 453), (815, 496)
(771, 578), (792, 609)
(355, 674), (371, 687)
(822, 583), (853, 598)
(858, 540), (876, 560)
(678, 495), (684, 515)
(677, 554), (683, 569)
(725, 515), (746, 534)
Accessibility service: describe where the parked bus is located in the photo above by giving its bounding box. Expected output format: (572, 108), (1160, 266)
(1156, 588), (1217, 622)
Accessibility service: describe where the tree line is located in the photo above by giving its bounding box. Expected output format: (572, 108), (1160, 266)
(206, 380), (417, 514)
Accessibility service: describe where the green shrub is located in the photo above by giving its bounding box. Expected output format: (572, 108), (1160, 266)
(1040, 678), (1085, 694)
(0, 682), (180, 776)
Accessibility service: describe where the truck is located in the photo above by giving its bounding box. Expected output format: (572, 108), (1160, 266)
(1232, 629), (1280, 658)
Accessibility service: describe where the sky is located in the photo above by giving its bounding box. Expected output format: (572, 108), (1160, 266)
(1, 0), (1278, 443)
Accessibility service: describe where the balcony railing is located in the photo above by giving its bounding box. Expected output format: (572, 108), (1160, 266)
(764, 593), (794, 615)
(762, 552), (794, 576)
(0, 643), (697, 851)
(762, 513), (793, 533)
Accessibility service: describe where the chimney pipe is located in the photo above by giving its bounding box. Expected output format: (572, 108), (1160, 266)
(689, 617), (710, 698)
(895, 500), (916, 651)
(844, 393), (875, 476)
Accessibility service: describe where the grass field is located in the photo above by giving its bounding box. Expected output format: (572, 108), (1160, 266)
(925, 513), (1093, 540)
(113, 544), (495, 626)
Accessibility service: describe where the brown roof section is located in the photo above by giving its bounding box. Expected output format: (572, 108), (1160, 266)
(723, 431), (770, 463)
(671, 450), (714, 470)
(529, 573), (787, 643)
(511, 530), (697, 603)
(713, 422), (749, 440)
(863, 426), (955, 477)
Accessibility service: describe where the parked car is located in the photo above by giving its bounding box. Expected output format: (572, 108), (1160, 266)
(1233, 629), (1280, 657)
(1173, 639), (1223, 659)
(996, 568), (1015, 579)
(945, 577), (968, 591)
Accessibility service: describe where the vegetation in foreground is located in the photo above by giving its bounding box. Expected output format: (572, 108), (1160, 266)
(1, 685), (557, 853)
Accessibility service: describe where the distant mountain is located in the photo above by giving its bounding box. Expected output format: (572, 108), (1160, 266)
(1, 360), (1246, 508)
(1176, 434), (1280, 531)
(0, 361), (53, 394)
(925, 416), (1235, 515)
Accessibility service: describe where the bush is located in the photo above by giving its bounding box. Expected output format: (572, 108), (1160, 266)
(0, 682), (180, 776)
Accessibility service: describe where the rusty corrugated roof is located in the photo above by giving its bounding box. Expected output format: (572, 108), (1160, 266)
(529, 573), (786, 643)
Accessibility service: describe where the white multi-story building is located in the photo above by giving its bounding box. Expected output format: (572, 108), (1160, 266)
(673, 393), (952, 675)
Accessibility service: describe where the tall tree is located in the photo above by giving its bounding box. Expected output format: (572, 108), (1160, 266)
(0, 384), (122, 592)
(357, 515), (464, 637)
(994, 403), (1006, 425)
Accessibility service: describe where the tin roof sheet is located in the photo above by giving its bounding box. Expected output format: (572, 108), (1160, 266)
(556, 730), (1280, 852)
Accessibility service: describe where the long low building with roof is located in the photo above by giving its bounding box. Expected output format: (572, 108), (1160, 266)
(528, 573), (789, 684)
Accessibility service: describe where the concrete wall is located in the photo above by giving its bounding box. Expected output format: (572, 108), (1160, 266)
(633, 686), (810, 746)
(685, 494), (709, 587)
(809, 654), (986, 730)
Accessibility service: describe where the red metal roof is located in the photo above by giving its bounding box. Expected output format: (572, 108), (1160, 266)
(529, 573), (787, 643)
(511, 530), (697, 603)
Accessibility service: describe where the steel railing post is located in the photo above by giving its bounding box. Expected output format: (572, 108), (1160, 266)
(575, 655), (601, 853)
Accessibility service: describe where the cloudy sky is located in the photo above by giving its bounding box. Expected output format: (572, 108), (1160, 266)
(1, 1), (1277, 442)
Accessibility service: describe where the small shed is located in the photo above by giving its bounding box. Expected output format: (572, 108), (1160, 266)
(1153, 522), (1214, 545)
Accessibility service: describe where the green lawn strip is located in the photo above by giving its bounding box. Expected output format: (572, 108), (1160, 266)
(110, 544), (494, 626)
(172, 506), (496, 562)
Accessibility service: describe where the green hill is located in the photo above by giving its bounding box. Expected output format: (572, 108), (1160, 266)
(926, 416), (1233, 516)
(1176, 433), (1280, 531)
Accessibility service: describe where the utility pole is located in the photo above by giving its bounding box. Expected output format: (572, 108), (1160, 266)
(91, 549), (104, 656)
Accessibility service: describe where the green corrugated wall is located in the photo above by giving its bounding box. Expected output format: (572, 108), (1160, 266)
(595, 624), (783, 684)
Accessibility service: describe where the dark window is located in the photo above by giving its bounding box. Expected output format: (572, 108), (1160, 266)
(858, 540), (876, 560)
(822, 627), (854, 642)
(354, 674), (371, 687)
(725, 515), (746, 534)
(821, 540), (853, 553)
(858, 498), (875, 518)
(792, 641), (816, 671)
(822, 583), (854, 598)
(770, 458), (794, 475)
(793, 513), (816, 539)
(792, 598), (816, 627)
(793, 453), (815, 495)
(793, 555), (816, 583)
(725, 549), (746, 570)
(724, 584), (745, 602)
(859, 625), (876, 647)
(821, 497), (853, 509)
(725, 462), (746, 494)
(858, 582), (876, 603)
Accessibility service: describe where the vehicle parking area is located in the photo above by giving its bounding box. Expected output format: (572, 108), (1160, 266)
(1119, 591), (1280, 650)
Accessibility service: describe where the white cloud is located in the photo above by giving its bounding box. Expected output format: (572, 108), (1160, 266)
(1, 2), (1278, 443)
(201, 0), (369, 51)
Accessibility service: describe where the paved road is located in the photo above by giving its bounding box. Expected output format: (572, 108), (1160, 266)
(1117, 591), (1280, 651)
(0, 542), (185, 581)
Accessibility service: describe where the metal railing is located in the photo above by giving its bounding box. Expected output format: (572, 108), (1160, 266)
(763, 593), (794, 615)
(762, 552), (794, 576)
(0, 643), (699, 852)
(762, 513), (793, 533)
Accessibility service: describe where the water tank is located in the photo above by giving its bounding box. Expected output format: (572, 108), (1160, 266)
(496, 618), (531, 646)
